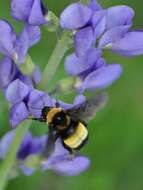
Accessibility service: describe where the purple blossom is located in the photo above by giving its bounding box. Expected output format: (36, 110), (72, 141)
(0, 57), (17, 89)
(11, 0), (48, 26)
(60, 0), (143, 57)
(0, 20), (41, 64)
(0, 130), (90, 176)
(65, 48), (122, 93)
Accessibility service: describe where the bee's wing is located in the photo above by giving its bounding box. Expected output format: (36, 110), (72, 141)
(42, 127), (59, 158)
(67, 93), (108, 122)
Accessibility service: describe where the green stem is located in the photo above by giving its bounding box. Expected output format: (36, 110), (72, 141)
(0, 120), (32, 190)
(38, 31), (71, 91)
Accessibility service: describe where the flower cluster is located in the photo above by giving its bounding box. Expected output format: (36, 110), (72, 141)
(0, 129), (90, 176)
(60, 0), (143, 93)
(0, 0), (50, 128)
(0, 0), (143, 180)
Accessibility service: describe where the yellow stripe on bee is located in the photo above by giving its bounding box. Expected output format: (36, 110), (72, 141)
(63, 122), (88, 149)
(47, 108), (62, 124)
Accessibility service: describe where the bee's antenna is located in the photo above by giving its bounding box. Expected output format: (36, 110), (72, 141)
(29, 115), (45, 122)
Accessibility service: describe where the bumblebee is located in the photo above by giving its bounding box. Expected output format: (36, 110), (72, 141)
(32, 93), (107, 157)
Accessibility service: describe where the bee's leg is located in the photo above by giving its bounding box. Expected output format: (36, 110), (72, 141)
(67, 149), (77, 160)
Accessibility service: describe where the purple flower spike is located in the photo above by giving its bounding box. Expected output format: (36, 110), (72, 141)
(0, 20), (16, 58)
(5, 79), (29, 104)
(10, 102), (29, 128)
(60, 3), (92, 30)
(111, 31), (143, 56)
(65, 48), (101, 76)
(11, 0), (48, 25)
(75, 26), (94, 56)
(0, 57), (17, 89)
(81, 64), (122, 92)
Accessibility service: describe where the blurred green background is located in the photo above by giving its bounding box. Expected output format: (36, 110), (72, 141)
(0, 0), (143, 190)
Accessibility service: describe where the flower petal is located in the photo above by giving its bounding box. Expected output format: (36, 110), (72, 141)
(10, 102), (29, 128)
(0, 130), (16, 159)
(15, 27), (29, 64)
(32, 66), (41, 84)
(5, 79), (29, 104)
(88, 0), (102, 12)
(25, 25), (41, 47)
(106, 5), (134, 29)
(75, 26), (94, 56)
(19, 164), (36, 176)
(65, 48), (101, 76)
(50, 156), (90, 176)
(60, 3), (92, 30)
(17, 133), (47, 160)
(18, 75), (33, 89)
(0, 20), (16, 58)
(98, 25), (130, 48)
(0, 57), (17, 89)
(29, 0), (48, 25)
(28, 89), (54, 117)
(92, 10), (106, 37)
(81, 64), (122, 92)
(15, 25), (40, 64)
(11, 0), (33, 22)
(111, 31), (143, 56)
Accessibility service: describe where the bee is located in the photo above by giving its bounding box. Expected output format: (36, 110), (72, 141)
(31, 93), (107, 157)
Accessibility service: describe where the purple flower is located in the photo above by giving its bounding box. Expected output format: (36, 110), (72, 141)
(60, 1), (143, 57)
(0, 20), (16, 58)
(0, 20), (41, 63)
(10, 102), (29, 128)
(5, 79), (30, 104)
(15, 24), (41, 64)
(0, 57), (17, 89)
(7, 86), (54, 127)
(42, 139), (90, 176)
(0, 130), (90, 176)
(65, 48), (122, 93)
(11, 0), (48, 25)
(60, 3), (92, 30)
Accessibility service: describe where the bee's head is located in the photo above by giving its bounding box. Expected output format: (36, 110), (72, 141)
(52, 111), (70, 130)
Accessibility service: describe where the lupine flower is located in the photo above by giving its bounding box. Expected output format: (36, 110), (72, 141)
(11, 0), (48, 26)
(0, 20), (40, 64)
(60, 0), (143, 57)
(65, 48), (122, 93)
(0, 130), (90, 176)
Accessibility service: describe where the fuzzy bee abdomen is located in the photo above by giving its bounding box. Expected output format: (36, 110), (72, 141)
(63, 122), (88, 149)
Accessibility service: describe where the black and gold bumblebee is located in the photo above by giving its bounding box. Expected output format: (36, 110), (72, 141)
(32, 93), (107, 157)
